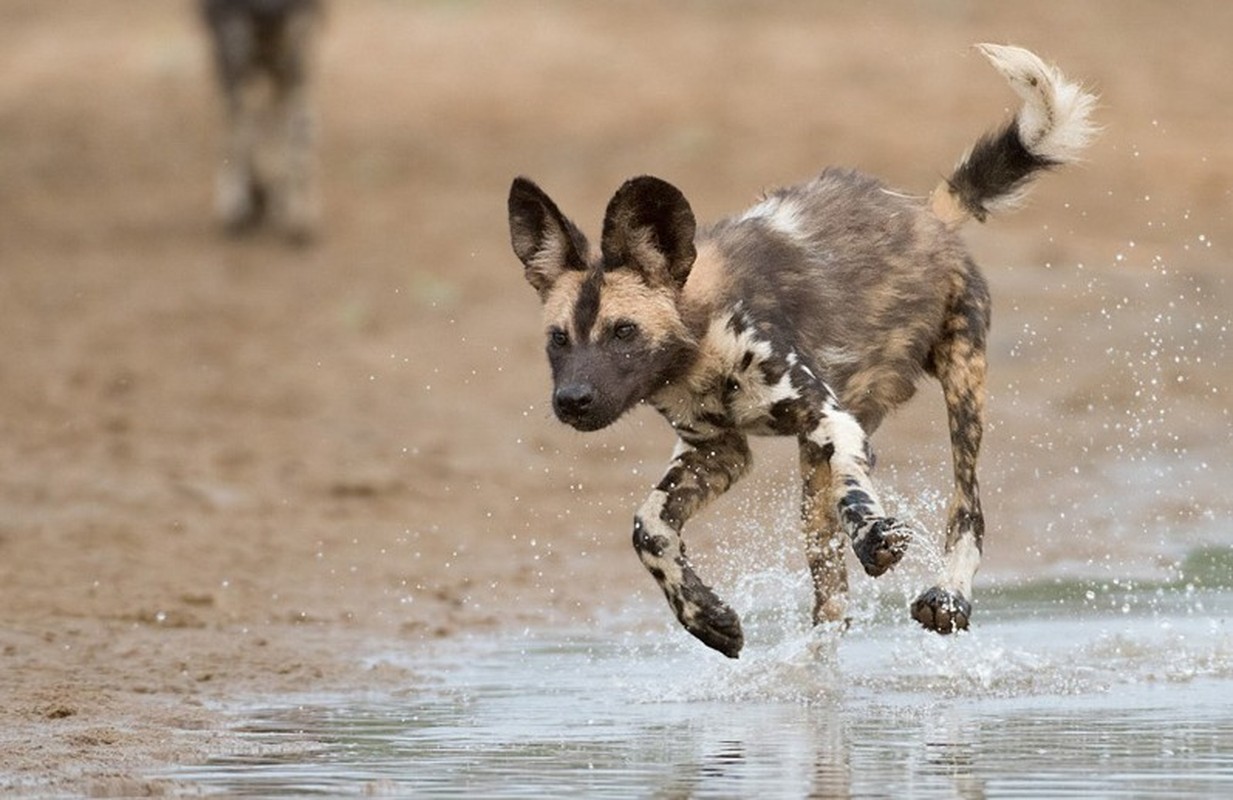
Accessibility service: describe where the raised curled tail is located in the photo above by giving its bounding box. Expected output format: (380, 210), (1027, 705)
(931, 44), (1098, 227)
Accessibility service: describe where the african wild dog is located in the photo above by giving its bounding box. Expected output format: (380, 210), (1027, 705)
(201, 0), (322, 243)
(508, 45), (1096, 657)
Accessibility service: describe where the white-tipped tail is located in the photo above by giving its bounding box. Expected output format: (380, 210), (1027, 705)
(976, 43), (1098, 165)
(931, 44), (1098, 227)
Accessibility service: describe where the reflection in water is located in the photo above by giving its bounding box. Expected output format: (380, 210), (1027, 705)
(169, 571), (1233, 797)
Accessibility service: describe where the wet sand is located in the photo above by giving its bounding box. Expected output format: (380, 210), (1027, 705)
(1, 1), (1230, 794)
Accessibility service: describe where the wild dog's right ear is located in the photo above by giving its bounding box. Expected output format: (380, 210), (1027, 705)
(508, 177), (589, 297)
(600, 176), (697, 289)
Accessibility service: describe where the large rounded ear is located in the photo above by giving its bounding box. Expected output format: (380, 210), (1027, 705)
(600, 176), (697, 289)
(508, 177), (590, 297)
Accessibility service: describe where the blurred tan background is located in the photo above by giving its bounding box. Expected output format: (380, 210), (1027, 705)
(1, 1), (1230, 792)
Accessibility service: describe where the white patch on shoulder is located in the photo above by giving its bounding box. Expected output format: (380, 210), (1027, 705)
(737, 194), (808, 242)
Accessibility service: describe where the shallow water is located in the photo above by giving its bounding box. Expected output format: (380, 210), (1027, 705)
(169, 553), (1233, 798)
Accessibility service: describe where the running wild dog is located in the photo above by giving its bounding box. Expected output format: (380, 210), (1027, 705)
(508, 45), (1097, 657)
(201, 0), (322, 243)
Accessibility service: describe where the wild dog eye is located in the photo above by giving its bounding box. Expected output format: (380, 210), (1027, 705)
(613, 321), (638, 341)
(549, 328), (569, 348)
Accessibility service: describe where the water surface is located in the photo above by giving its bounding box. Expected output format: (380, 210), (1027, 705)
(168, 551), (1233, 797)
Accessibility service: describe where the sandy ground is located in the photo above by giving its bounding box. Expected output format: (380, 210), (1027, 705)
(1, 0), (1231, 794)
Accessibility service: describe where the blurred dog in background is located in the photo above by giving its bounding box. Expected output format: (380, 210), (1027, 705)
(201, 0), (323, 243)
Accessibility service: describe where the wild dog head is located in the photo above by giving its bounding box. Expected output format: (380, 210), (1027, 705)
(508, 176), (699, 431)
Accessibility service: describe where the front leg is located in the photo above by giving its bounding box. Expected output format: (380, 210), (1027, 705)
(634, 432), (751, 658)
(799, 445), (848, 626)
(801, 405), (915, 579)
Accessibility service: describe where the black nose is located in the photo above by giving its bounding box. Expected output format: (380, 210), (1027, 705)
(554, 383), (595, 418)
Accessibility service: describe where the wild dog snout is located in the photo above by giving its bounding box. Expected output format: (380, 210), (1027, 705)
(553, 382), (597, 427)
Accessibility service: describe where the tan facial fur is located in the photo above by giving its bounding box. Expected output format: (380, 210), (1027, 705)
(594, 270), (689, 346)
(540, 270), (586, 335)
(540, 268), (689, 348)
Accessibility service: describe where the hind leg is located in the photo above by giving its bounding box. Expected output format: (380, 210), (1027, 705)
(268, 5), (321, 243)
(912, 285), (990, 633)
(206, 9), (263, 234)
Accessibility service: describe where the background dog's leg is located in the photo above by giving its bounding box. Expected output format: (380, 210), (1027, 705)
(799, 446), (848, 626)
(913, 287), (990, 633)
(803, 409), (914, 579)
(634, 433), (750, 658)
(270, 6), (320, 244)
(208, 12), (262, 234)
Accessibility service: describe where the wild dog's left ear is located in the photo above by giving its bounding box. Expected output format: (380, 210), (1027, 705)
(600, 176), (697, 289)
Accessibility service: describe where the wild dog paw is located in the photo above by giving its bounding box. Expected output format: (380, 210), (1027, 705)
(911, 586), (971, 634)
(683, 599), (744, 659)
(853, 517), (913, 577)
(675, 570), (744, 658)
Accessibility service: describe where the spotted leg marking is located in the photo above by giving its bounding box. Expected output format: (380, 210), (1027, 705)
(912, 290), (989, 633)
(633, 433), (751, 658)
(761, 348), (913, 596)
(802, 407), (914, 579)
